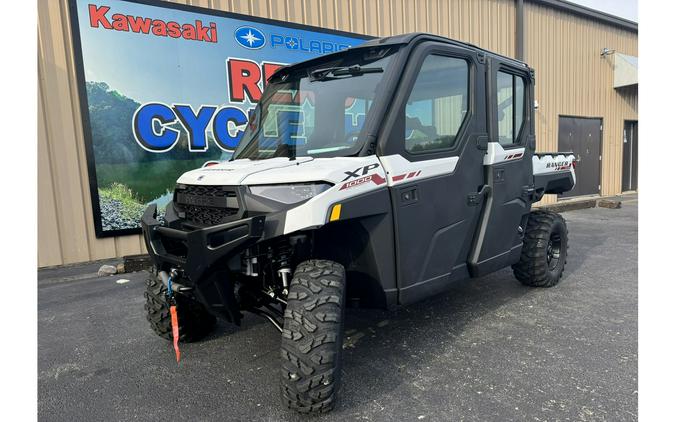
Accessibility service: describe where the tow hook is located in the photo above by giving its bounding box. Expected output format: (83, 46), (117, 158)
(158, 269), (193, 293)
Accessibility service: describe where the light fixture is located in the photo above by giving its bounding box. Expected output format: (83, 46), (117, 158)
(249, 183), (332, 204)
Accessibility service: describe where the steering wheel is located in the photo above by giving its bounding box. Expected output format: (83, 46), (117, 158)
(406, 116), (438, 140)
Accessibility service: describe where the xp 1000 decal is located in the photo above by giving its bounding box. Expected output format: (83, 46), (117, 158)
(70, 0), (367, 236)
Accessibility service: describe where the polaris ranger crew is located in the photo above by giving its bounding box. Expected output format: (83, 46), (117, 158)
(141, 32), (576, 414)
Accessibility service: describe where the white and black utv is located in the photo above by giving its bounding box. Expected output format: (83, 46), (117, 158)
(141, 32), (576, 414)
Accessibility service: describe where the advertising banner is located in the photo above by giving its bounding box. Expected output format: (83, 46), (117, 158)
(69, 0), (368, 237)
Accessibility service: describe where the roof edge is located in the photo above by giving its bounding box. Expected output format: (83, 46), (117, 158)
(528, 0), (638, 32)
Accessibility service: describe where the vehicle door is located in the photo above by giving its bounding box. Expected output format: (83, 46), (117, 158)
(378, 41), (488, 304)
(468, 60), (535, 277)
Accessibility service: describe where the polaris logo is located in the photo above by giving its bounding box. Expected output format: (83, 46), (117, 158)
(235, 26), (265, 49)
(270, 34), (350, 54)
(234, 26), (351, 53)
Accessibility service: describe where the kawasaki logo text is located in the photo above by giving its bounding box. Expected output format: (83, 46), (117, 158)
(88, 4), (218, 43)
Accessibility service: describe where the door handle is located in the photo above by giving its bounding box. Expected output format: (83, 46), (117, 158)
(468, 185), (491, 206)
(400, 187), (418, 204)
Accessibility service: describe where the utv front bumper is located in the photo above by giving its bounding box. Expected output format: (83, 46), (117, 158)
(141, 204), (266, 283)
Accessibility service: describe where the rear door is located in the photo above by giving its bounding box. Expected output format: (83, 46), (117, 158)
(468, 60), (535, 277)
(378, 41), (488, 304)
(622, 120), (638, 192)
(558, 116), (602, 197)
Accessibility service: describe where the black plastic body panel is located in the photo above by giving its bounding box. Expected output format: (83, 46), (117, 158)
(534, 171), (575, 198)
(142, 204), (266, 283)
(315, 188), (397, 309)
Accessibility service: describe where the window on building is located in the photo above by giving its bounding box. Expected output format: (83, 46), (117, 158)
(497, 71), (526, 146)
(404, 55), (469, 153)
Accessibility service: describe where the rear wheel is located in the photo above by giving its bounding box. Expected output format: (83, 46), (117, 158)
(280, 259), (346, 414)
(144, 273), (216, 342)
(512, 210), (569, 287)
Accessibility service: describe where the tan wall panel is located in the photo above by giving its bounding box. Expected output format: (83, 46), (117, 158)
(192, 1), (211, 8)
(38, 0), (92, 264)
(286, 0), (305, 24)
(38, 66), (64, 267)
(363, 0), (379, 36)
(114, 233), (143, 257)
(304, 0), (322, 26)
(524, 2), (637, 204)
(37, 0), (636, 266)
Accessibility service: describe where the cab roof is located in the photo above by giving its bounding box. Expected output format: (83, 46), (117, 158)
(272, 32), (530, 81)
(359, 32), (530, 69)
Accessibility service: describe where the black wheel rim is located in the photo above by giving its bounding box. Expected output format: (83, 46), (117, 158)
(547, 232), (562, 271)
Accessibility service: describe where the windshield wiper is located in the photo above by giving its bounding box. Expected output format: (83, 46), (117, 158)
(310, 65), (383, 81)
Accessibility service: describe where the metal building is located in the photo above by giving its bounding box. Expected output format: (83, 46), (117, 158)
(37, 0), (638, 267)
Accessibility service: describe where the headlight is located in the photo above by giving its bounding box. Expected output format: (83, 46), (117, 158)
(249, 183), (332, 204)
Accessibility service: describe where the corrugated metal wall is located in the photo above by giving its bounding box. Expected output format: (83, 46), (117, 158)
(525, 2), (638, 203)
(37, 0), (636, 267)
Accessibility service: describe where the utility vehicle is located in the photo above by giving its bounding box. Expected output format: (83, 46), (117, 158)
(141, 32), (576, 414)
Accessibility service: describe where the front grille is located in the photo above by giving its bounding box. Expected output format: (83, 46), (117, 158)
(182, 185), (234, 198)
(175, 185), (239, 226)
(184, 205), (238, 226)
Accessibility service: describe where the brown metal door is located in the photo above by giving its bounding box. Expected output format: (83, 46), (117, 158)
(622, 121), (638, 191)
(558, 116), (602, 197)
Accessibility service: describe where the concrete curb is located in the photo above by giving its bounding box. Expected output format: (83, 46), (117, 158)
(536, 194), (632, 213)
(123, 254), (154, 273)
(597, 199), (622, 209)
(536, 198), (597, 213)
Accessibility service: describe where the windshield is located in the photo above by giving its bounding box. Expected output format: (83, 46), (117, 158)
(231, 47), (399, 160)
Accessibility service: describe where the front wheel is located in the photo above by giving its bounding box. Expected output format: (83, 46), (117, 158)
(144, 273), (216, 342)
(280, 259), (346, 414)
(512, 210), (569, 287)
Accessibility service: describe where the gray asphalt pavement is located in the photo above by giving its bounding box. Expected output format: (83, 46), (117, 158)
(38, 198), (638, 421)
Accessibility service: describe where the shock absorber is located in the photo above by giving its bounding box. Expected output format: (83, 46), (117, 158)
(275, 240), (294, 295)
(278, 267), (291, 295)
(275, 234), (312, 295)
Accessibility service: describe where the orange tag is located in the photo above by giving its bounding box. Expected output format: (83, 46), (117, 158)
(170, 305), (181, 363)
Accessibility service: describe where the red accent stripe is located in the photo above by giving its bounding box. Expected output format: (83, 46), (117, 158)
(370, 174), (387, 185)
(407, 172), (416, 178)
(392, 174), (406, 182)
(416, 171), (421, 177)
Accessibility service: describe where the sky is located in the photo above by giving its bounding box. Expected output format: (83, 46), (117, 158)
(569, 0), (638, 22)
